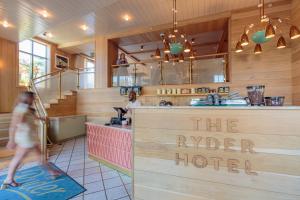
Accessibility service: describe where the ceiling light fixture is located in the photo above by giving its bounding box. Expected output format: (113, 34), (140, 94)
(277, 36), (286, 49)
(235, 0), (300, 54)
(235, 41), (243, 53)
(1, 20), (9, 28)
(241, 32), (249, 46)
(157, 0), (193, 60)
(43, 32), (53, 38)
(123, 14), (131, 21)
(154, 48), (161, 58)
(140, 45), (144, 51)
(254, 44), (262, 54)
(179, 53), (184, 62)
(290, 25), (300, 39)
(80, 24), (88, 31)
(163, 42), (170, 53)
(41, 10), (49, 18)
(164, 54), (169, 63)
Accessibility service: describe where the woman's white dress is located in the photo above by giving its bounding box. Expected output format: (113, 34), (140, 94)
(13, 103), (38, 148)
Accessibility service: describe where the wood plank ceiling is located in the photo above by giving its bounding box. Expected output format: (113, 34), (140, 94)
(0, 0), (284, 55)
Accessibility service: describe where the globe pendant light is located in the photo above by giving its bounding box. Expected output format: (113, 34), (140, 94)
(265, 22), (275, 39)
(277, 36), (286, 49)
(254, 44), (262, 54)
(235, 41), (243, 53)
(241, 32), (249, 46)
(290, 25), (300, 39)
(154, 48), (161, 58)
(164, 54), (169, 63)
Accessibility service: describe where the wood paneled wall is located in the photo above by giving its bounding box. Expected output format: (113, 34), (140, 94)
(133, 107), (300, 200)
(291, 0), (300, 105)
(0, 37), (24, 112)
(0, 37), (75, 113)
(77, 88), (127, 123)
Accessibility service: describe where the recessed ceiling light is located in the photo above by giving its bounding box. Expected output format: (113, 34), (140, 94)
(1, 20), (10, 28)
(122, 14), (131, 21)
(80, 24), (88, 31)
(38, 10), (50, 18)
(43, 32), (53, 38)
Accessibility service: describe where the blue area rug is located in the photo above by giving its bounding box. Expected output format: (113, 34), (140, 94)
(0, 163), (86, 200)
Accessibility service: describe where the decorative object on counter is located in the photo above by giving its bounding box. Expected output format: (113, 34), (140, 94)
(176, 88), (181, 94)
(197, 87), (210, 94)
(172, 88), (177, 95)
(120, 86), (142, 96)
(191, 88), (196, 94)
(159, 100), (173, 106)
(218, 86), (230, 93)
(181, 88), (191, 94)
(235, 0), (300, 54)
(213, 93), (220, 105)
(265, 96), (285, 106)
(246, 85), (265, 106)
(156, 88), (162, 95)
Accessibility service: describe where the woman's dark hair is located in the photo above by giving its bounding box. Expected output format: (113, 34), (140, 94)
(18, 91), (35, 104)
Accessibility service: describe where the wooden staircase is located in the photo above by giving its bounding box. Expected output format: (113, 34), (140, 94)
(45, 91), (77, 117)
(0, 113), (11, 147)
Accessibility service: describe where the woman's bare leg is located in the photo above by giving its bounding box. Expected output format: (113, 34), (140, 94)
(5, 146), (29, 184)
(33, 145), (61, 176)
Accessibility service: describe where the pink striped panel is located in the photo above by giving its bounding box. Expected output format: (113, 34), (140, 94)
(86, 124), (132, 170)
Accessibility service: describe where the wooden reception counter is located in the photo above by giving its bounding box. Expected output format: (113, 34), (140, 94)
(132, 106), (300, 200)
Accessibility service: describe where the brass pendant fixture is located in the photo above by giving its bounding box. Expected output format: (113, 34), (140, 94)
(189, 51), (196, 59)
(154, 48), (161, 58)
(235, 0), (300, 54)
(163, 42), (170, 53)
(277, 36), (286, 49)
(254, 44), (262, 54)
(164, 54), (169, 62)
(290, 26), (300, 39)
(265, 23), (275, 39)
(241, 32), (249, 46)
(184, 40), (192, 53)
(159, 0), (195, 61)
(235, 41), (243, 53)
(179, 53), (184, 62)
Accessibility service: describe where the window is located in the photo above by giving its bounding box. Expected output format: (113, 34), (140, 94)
(80, 58), (95, 89)
(19, 40), (49, 86)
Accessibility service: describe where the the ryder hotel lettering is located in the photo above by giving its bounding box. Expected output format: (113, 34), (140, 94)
(175, 118), (257, 175)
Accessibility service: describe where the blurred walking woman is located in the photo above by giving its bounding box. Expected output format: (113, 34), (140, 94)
(1, 91), (60, 189)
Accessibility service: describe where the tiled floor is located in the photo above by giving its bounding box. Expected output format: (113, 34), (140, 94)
(0, 136), (132, 200)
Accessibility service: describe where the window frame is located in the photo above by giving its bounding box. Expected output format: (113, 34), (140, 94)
(18, 39), (49, 86)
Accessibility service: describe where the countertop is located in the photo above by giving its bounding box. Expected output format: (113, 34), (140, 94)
(86, 122), (132, 132)
(133, 106), (300, 110)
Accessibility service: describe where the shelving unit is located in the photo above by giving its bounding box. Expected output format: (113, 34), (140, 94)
(139, 93), (229, 97)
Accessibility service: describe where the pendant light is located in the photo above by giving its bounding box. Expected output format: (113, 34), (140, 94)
(189, 51), (195, 59)
(241, 32), (249, 46)
(163, 42), (170, 53)
(277, 36), (286, 49)
(235, 41), (243, 53)
(178, 53), (184, 62)
(254, 44), (262, 54)
(164, 54), (169, 63)
(184, 41), (192, 53)
(265, 22), (275, 39)
(290, 25), (300, 39)
(154, 48), (161, 58)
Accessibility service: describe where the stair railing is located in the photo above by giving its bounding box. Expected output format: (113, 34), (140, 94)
(28, 67), (95, 160)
